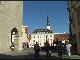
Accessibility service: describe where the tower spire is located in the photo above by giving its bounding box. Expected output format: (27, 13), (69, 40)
(47, 12), (50, 30)
(47, 12), (50, 26)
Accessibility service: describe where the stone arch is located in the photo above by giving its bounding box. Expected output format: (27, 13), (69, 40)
(10, 27), (19, 51)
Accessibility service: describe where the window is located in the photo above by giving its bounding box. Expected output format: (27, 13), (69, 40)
(46, 35), (48, 38)
(38, 40), (39, 42)
(79, 32), (80, 42)
(40, 40), (41, 42)
(33, 36), (35, 38)
(44, 39), (45, 41)
(40, 35), (41, 38)
(40, 43), (41, 45)
(40, 32), (41, 33)
(72, 14), (75, 28)
(33, 40), (35, 42)
(77, 7), (80, 25)
(44, 35), (45, 38)
(76, 1), (79, 2)
(73, 34), (76, 43)
(41, 29), (43, 31)
(38, 30), (40, 31)
(38, 36), (39, 38)
(50, 35), (52, 37)
(71, 1), (74, 8)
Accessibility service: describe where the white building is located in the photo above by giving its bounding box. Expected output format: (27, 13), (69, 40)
(29, 29), (54, 48)
(29, 15), (54, 48)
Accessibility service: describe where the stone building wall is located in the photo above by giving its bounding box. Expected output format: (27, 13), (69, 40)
(0, 1), (23, 53)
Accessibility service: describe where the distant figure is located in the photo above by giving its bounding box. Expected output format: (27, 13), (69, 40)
(10, 43), (15, 51)
(65, 41), (71, 58)
(63, 41), (67, 55)
(23, 43), (26, 49)
(70, 45), (73, 54)
(45, 40), (50, 58)
(34, 42), (40, 59)
(56, 38), (59, 46)
(56, 41), (64, 59)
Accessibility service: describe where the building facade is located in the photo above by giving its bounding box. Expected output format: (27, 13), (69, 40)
(0, 1), (23, 53)
(22, 26), (29, 48)
(29, 29), (54, 48)
(67, 1), (80, 54)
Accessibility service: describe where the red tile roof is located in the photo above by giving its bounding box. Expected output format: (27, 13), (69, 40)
(54, 33), (69, 41)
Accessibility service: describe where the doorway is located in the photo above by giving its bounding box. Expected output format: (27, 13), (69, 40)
(10, 27), (19, 51)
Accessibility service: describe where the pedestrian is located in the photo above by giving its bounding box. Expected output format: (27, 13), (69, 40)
(63, 41), (67, 55)
(65, 41), (71, 58)
(70, 45), (73, 54)
(45, 40), (50, 58)
(34, 42), (40, 59)
(10, 43), (15, 51)
(56, 38), (59, 46)
(56, 41), (64, 59)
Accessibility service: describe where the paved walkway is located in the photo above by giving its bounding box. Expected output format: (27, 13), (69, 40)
(0, 48), (80, 59)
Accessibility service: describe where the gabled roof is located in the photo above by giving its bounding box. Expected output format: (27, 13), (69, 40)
(32, 28), (53, 33)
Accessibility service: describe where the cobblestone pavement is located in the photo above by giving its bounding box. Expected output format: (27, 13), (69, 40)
(0, 48), (80, 59)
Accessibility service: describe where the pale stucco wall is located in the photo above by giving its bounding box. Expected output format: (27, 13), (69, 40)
(22, 27), (28, 43)
(0, 1), (23, 53)
(29, 33), (54, 48)
(67, 1), (80, 54)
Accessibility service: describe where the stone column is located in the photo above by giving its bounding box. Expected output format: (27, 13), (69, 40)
(18, 36), (23, 50)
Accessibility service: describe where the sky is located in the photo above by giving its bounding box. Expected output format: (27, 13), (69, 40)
(23, 1), (69, 34)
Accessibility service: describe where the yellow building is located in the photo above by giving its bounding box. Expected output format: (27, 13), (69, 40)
(67, 1), (80, 54)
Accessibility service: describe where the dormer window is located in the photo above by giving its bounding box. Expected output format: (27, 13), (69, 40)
(45, 29), (47, 31)
(41, 29), (43, 31)
(38, 30), (40, 31)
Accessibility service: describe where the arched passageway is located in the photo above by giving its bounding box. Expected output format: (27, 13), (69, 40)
(10, 27), (19, 51)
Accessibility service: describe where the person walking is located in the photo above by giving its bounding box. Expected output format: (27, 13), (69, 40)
(34, 42), (40, 59)
(56, 41), (64, 59)
(65, 41), (71, 58)
(63, 41), (67, 55)
(45, 40), (50, 58)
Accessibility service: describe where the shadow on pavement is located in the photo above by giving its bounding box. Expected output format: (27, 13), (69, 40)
(0, 54), (11, 59)
(0, 50), (68, 59)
